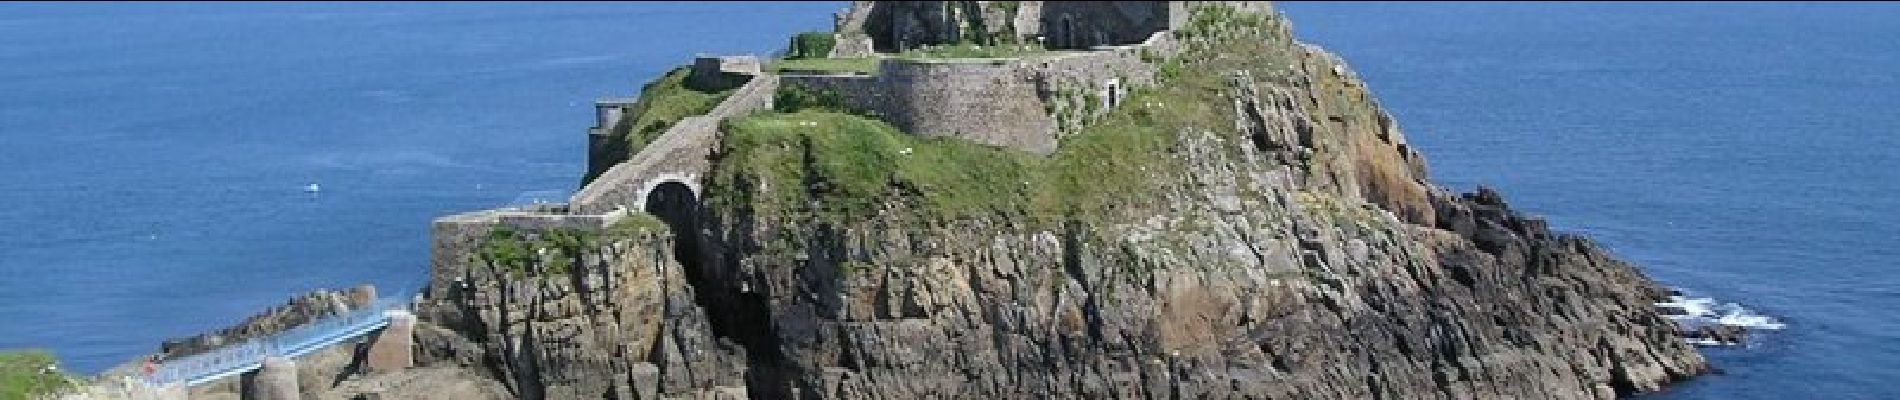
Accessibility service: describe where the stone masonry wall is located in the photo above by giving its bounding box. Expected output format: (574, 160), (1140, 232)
(783, 30), (1181, 155)
(780, 73), (885, 117)
(1035, 31), (1178, 133)
(879, 58), (1060, 154)
(427, 209), (625, 299)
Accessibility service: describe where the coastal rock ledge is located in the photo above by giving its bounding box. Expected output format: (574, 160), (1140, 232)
(96, 2), (1707, 399)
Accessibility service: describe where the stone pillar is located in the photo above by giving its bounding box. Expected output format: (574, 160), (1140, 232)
(365, 310), (415, 373)
(348, 284), (377, 309)
(241, 356), (300, 400)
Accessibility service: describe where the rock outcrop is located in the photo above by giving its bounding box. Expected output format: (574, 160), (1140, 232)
(393, 3), (1705, 399)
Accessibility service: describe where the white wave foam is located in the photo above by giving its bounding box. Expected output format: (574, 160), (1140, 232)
(1654, 288), (1787, 346)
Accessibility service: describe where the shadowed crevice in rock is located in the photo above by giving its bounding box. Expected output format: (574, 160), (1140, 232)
(650, 180), (796, 399)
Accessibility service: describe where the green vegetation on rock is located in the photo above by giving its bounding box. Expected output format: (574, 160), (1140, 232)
(706, 3), (1301, 252)
(0, 350), (75, 400)
(475, 214), (674, 279)
(773, 82), (856, 114)
(584, 67), (735, 184)
(475, 226), (600, 278)
(475, 226), (536, 278)
(709, 68), (1233, 229)
(785, 32), (837, 59)
(606, 213), (670, 238)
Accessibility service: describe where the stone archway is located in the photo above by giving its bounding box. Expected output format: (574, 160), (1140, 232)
(642, 180), (700, 239)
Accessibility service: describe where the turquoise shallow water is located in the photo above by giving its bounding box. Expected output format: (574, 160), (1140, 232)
(2, 3), (1894, 398)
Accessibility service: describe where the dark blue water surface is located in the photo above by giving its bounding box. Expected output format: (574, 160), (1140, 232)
(3, 2), (1895, 399)
(0, 1), (843, 373)
(1279, 2), (1900, 399)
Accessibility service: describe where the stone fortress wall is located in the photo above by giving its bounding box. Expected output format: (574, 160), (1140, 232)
(777, 1), (1279, 154)
(780, 28), (1182, 154)
(436, 56), (772, 281)
(441, 2), (1266, 269)
(429, 206), (629, 290)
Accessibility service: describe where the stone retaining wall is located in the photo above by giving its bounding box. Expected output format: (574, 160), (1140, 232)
(778, 30), (1181, 155)
(882, 58), (1061, 153)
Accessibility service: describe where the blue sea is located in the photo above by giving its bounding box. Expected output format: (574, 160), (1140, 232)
(1, 2), (1894, 399)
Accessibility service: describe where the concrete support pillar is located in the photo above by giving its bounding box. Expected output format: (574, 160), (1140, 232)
(241, 356), (300, 400)
(365, 310), (415, 373)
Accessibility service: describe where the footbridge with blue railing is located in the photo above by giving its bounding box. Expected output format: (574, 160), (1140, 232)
(144, 297), (415, 389)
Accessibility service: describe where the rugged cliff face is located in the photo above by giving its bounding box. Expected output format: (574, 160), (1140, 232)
(403, 3), (1705, 400)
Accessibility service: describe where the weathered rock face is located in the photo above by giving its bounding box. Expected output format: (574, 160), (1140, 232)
(411, 227), (753, 400)
(399, 2), (1707, 400)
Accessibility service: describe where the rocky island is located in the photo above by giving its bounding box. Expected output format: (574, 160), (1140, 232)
(58, 2), (1713, 399)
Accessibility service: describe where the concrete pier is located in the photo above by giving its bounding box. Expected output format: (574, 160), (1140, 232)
(240, 356), (300, 400)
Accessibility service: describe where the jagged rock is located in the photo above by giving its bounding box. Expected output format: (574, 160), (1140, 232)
(1683, 325), (1748, 346)
(158, 288), (366, 358)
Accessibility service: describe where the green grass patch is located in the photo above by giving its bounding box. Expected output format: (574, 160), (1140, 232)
(708, 60), (1236, 228)
(474, 225), (603, 278)
(768, 57), (879, 75)
(1, 350), (75, 400)
(475, 226), (536, 278)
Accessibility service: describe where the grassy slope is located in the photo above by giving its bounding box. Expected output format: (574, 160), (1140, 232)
(711, 53), (1243, 230)
(0, 351), (74, 400)
(584, 67), (735, 184)
(705, 4), (1290, 238)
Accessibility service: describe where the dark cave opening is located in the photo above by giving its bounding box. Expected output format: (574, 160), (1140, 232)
(643, 181), (791, 399)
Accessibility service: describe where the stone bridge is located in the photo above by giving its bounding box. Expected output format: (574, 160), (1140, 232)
(568, 72), (777, 216)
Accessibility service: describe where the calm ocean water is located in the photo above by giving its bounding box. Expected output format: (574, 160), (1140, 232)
(1279, 2), (1900, 399)
(1, 2), (1892, 398)
(0, 0), (842, 372)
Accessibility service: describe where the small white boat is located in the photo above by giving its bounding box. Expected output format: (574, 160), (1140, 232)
(303, 183), (322, 193)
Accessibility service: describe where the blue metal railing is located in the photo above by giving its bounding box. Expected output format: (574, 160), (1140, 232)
(146, 298), (409, 387)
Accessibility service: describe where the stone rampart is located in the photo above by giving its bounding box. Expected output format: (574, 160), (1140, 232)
(779, 30), (1180, 155)
(426, 206), (630, 306)
(878, 58), (1059, 154)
